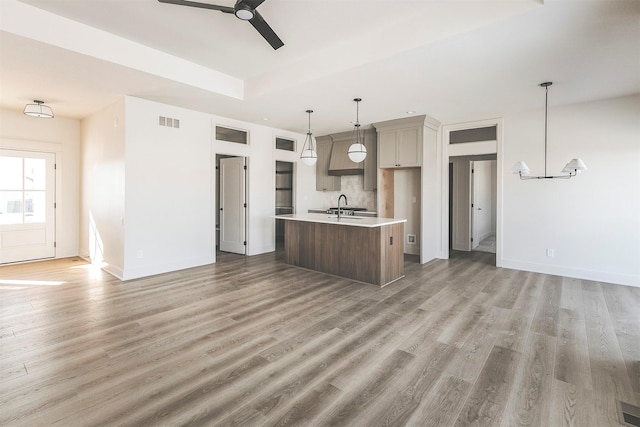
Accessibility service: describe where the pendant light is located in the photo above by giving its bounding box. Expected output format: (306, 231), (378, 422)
(300, 109), (317, 166)
(348, 98), (367, 163)
(23, 100), (54, 118)
(512, 82), (587, 180)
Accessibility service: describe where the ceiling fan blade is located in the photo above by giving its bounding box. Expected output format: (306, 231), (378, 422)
(249, 10), (284, 50)
(158, 0), (234, 14)
(240, 0), (266, 9)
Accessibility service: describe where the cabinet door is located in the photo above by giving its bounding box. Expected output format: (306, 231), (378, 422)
(364, 130), (377, 190)
(396, 127), (421, 167)
(378, 131), (398, 168)
(315, 140), (341, 191)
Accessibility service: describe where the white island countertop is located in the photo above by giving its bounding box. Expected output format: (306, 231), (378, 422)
(275, 213), (406, 228)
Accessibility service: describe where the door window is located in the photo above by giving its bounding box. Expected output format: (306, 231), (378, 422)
(0, 156), (47, 225)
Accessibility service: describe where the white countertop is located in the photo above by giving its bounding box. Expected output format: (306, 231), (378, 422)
(275, 213), (406, 228)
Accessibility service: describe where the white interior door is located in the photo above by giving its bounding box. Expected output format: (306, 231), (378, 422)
(219, 157), (246, 254)
(471, 160), (494, 249)
(0, 150), (55, 264)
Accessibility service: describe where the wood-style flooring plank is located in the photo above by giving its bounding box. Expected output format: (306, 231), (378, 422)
(494, 272), (544, 353)
(582, 282), (638, 424)
(1, 251), (638, 426)
(548, 379), (598, 427)
(454, 345), (521, 427)
(501, 333), (556, 427)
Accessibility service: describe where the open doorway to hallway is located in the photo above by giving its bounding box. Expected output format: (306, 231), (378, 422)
(449, 155), (497, 256)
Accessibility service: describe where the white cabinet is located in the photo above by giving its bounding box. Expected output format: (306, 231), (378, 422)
(377, 124), (422, 168)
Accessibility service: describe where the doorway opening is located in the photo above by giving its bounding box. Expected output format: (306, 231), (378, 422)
(275, 161), (293, 251)
(441, 118), (502, 266)
(216, 155), (247, 256)
(449, 154), (497, 256)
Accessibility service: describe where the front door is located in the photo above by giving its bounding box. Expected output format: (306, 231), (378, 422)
(219, 156), (246, 254)
(0, 150), (56, 264)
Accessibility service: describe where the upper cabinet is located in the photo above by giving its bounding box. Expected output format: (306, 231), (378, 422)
(315, 136), (341, 191)
(377, 124), (421, 168)
(374, 115), (440, 169)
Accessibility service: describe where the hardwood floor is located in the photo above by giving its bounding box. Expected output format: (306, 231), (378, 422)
(1, 251), (638, 426)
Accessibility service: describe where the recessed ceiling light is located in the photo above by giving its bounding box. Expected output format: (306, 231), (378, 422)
(262, 117), (269, 121)
(406, 110), (416, 114)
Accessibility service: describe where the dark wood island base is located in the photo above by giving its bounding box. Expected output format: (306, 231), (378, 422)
(284, 219), (405, 287)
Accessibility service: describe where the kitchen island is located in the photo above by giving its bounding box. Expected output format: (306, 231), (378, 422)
(275, 213), (406, 287)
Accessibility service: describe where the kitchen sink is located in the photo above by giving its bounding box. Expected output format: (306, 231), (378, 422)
(326, 215), (363, 220)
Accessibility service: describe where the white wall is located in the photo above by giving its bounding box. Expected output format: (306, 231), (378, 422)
(0, 108), (80, 259)
(80, 100), (126, 276)
(502, 94), (640, 286)
(79, 96), (307, 280)
(123, 97), (214, 279)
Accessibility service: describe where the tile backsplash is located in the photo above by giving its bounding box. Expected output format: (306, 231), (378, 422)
(317, 175), (377, 211)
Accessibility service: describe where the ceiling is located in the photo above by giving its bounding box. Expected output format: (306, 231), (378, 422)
(1, 0), (638, 136)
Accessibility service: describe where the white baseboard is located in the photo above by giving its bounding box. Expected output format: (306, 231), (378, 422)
(121, 255), (214, 281)
(477, 231), (494, 243)
(501, 258), (640, 288)
(103, 264), (125, 281)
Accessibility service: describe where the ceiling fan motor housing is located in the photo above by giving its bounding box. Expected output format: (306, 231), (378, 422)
(234, 3), (254, 20)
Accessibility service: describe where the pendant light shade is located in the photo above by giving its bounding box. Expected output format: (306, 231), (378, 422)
(348, 143), (367, 163)
(561, 158), (587, 174)
(300, 109), (317, 166)
(23, 100), (54, 118)
(512, 82), (586, 180)
(348, 98), (367, 163)
(511, 160), (530, 176)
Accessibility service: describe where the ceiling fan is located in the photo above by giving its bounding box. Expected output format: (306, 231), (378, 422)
(158, 0), (284, 50)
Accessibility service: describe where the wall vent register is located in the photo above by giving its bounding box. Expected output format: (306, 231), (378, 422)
(159, 116), (180, 128)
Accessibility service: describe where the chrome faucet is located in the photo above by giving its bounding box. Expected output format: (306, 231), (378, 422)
(337, 194), (348, 219)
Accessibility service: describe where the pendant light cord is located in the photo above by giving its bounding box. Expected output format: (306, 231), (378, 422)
(354, 98), (362, 145)
(544, 84), (548, 177)
(306, 109), (314, 150)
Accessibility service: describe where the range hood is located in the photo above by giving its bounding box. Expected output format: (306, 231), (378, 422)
(328, 139), (364, 176)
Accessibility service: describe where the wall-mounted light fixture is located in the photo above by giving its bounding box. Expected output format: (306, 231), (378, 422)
(512, 82), (586, 180)
(300, 109), (317, 166)
(23, 100), (54, 118)
(347, 98), (367, 163)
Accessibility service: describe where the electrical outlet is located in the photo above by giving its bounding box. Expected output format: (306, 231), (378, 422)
(137, 250), (143, 259)
(546, 248), (554, 257)
(407, 234), (416, 244)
